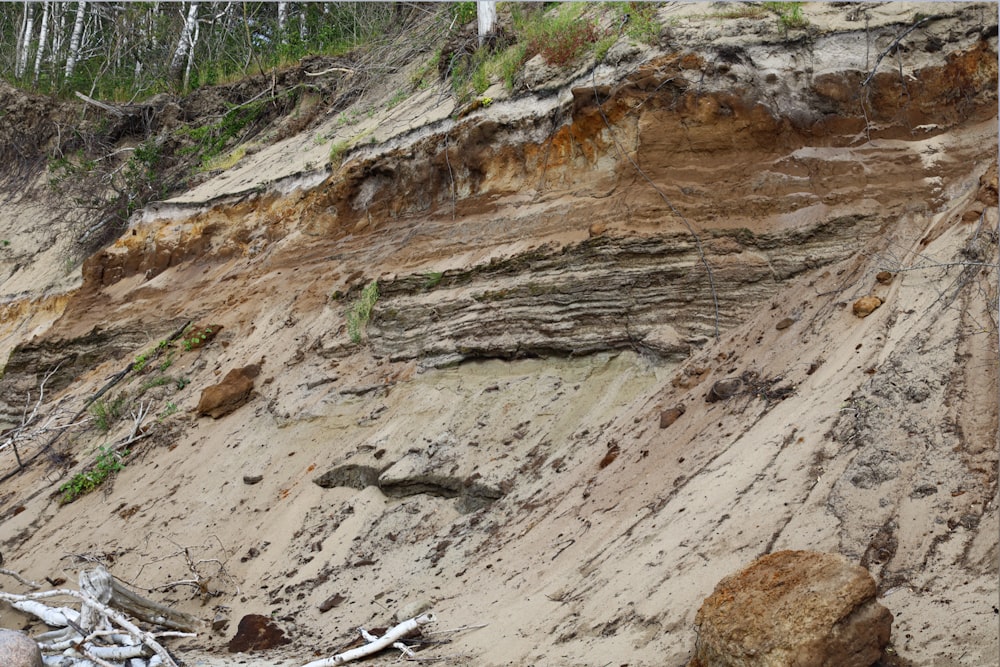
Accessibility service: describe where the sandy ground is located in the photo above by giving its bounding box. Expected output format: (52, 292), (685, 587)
(0, 3), (997, 667)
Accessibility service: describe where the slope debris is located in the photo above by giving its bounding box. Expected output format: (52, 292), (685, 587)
(0, 4), (996, 667)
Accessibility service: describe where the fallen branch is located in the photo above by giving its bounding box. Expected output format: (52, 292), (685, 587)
(301, 613), (436, 667)
(305, 67), (356, 77)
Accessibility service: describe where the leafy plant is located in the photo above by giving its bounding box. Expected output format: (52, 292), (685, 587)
(132, 339), (171, 372)
(183, 326), (215, 351)
(347, 280), (379, 344)
(450, 2), (477, 26)
(158, 402), (179, 420)
(59, 445), (129, 504)
(329, 139), (352, 165)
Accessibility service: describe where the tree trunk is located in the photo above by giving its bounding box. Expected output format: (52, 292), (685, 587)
(169, 1), (199, 82)
(16, 2), (35, 79)
(64, 0), (87, 79)
(183, 9), (200, 90)
(33, 1), (51, 85)
(477, 0), (496, 47)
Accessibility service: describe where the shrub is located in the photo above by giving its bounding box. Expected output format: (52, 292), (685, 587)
(519, 4), (599, 67)
(59, 445), (128, 504)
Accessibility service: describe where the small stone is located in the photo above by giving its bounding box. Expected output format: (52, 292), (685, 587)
(875, 271), (893, 284)
(690, 550), (892, 667)
(775, 317), (795, 330)
(0, 629), (43, 667)
(659, 404), (686, 428)
(318, 593), (346, 613)
(212, 611), (231, 634)
(243, 474), (263, 485)
(852, 296), (883, 318)
(910, 484), (938, 498)
(706, 377), (742, 403)
(588, 222), (607, 237)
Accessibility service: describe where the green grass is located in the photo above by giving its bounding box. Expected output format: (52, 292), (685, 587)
(90, 394), (128, 432)
(347, 280), (379, 344)
(763, 2), (808, 29)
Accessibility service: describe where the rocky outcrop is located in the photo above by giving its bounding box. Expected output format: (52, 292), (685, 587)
(367, 219), (873, 365)
(0, 629), (42, 667)
(690, 551), (892, 667)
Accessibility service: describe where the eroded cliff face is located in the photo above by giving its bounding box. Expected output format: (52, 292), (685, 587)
(0, 4), (997, 666)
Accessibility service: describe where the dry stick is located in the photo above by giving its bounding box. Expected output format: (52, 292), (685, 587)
(0, 589), (179, 667)
(589, 70), (721, 342)
(301, 613), (436, 667)
(443, 133), (456, 221)
(860, 14), (943, 87)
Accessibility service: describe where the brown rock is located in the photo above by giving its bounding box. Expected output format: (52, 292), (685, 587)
(227, 614), (292, 653)
(775, 317), (795, 330)
(706, 377), (742, 403)
(197, 365), (259, 418)
(690, 550), (892, 667)
(875, 271), (893, 284)
(660, 404), (686, 428)
(588, 222), (607, 237)
(852, 296), (883, 318)
(0, 629), (43, 667)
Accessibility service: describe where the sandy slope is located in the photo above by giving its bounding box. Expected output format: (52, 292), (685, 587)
(0, 3), (997, 667)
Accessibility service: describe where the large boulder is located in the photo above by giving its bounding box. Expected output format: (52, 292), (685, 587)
(197, 364), (260, 419)
(0, 629), (43, 667)
(689, 550), (892, 667)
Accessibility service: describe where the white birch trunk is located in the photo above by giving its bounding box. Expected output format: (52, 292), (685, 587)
(33, 1), (51, 84)
(50, 1), (66, 66)
(183, 11), (200, 90)
(64, 0), (87, 79)
(477, 0), (496, 47)
(277, 1), (288, 37)
(169, 1), (199, 80)
(16, 2), (35, 78)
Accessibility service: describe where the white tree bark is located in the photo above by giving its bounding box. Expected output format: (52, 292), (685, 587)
(64, 0), (87, 79)
(300, 613), (436, 667)
(33, 2), (51, 84)
(183, 10), (200, 90)
(277, 1), (288, 36)
(16, 1), (36, 78)
(169, 1), (199, 80)
(477, 1), (496, 46)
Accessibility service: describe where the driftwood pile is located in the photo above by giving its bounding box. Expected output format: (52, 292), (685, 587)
(0, 566), (198, 667)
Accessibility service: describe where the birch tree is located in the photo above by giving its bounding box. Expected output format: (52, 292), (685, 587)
(32, 1), (50, 85)
(477, 0), (496, 46)
(64, 0), (87, 80)
(169, 1), (198, 83)
(15, 1), (34, 78)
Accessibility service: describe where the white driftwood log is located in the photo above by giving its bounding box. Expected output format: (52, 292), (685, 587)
(301, 613), (436, 667)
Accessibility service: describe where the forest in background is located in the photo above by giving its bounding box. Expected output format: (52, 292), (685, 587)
(0, 1), (427, 100)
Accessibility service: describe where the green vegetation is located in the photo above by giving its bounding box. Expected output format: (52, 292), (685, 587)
(763, 2), (808, 30)
(90, 394), (128, 432)
(609, 2), (662, 45)
(423, 271), (444, 289)
(183, 326), (215, 351)
(59, 445), (128, 503)
(132, 339), (171, 372)
(516, 3), (599, 67)
(386, 89), (409, 110)
(158, 402), (179, 420)
(347, 280), (379, 344)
